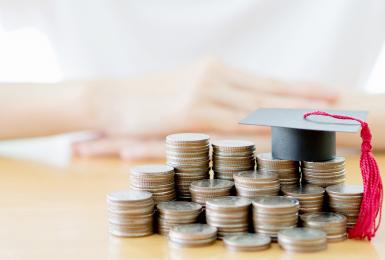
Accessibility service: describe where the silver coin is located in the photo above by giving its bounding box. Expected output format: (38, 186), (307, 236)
(224, 233), (271, 247)
(253, 196), (299, 208)
(190, 179), (234, 189)
(301, 212), (347, 224)
(166, 133), (209, 144)
(206, 196), (251, 209)
(212, 139), (255, 149)
(278, 227), (326, 241)
(234, 170), (278, 180)
(282, 185), (325, 196)
(131, 164), (174, 175)
(169, 224), (217, 238)
(107, 190), (153, 202)
(157, 201), (202, 212)
(256, 152), (296, 163)
(326, 184), (363, 196)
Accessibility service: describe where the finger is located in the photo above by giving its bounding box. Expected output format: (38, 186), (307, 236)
(226, 68), (339, 102)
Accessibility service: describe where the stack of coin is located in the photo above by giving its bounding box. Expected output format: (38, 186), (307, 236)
(190, 179), (234, 206)
(206, 196), (251, 239)
(300, 212), (347, 242)
(281, 185), (325, 214)
(301, 157), (346, 187)
(166, 133), (210, 200)
(156, 201), (202, 235)
(223, 233), (271, 252)
(252, 196), (299, 240)
(278, 227), (327, 252)
(106, 190), (154, 237)
(256, 153), (300, 185)
(129, 164), (176, 203)
(233, 170), (280, 199)
(168, 224), (217, 247)
(212, 140), (255, 180)
(326, 184), (363, 229)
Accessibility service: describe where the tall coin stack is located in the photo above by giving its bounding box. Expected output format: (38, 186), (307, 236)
(281, 185), (325, 214)
(166, 133), (210, 200)
(301, 157), (346, 187)
(278, 227), (327, 252)
(156, 201), (202, 235)
(206, 196), (251, 239)
(168, 224), (217, 247)
(190, 179), (234, 206)
(252, 196), (299, 240)
(326, 184), (363, 229)
(129, 165), (176, 203)
(300, 212), (347, 242)
(107, 190), (154, 237)
(233, 170), (280, 199)
(212, 140), (255, 180)
(256, 153), (299, 185)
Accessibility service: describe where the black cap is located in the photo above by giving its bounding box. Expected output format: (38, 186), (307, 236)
(240, 108), (367, 161)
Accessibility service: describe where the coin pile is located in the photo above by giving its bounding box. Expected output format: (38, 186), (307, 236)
(107, 190), (154, 237)
(252, 196), (299, 240)
(256, 153), (299, 185)
(300, 212), (347, 242)
(168, 224), (217, 247)
(301, 157), (346, 187)
(326, 184), (363, 229)
(212, 140), (255, 180)
(233, 170), (280, 199)
(190, 179), (234, 206)
(223, 233), (271, 252)
(206, 196), (251, 239)
(278, 227), (327, 252)
(166, 133), (210, 200)
(156, 201), (202, 235)
(129, 164), (176, 203)
(281, 185), (325, 214)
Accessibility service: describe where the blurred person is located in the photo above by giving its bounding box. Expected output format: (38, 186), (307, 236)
(0, 1), (385, 160)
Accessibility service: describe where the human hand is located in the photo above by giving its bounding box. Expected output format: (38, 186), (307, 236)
(72, 58), (339, 159)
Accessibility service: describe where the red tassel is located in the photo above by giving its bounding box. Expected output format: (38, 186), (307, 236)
(304, 110), (383, 240)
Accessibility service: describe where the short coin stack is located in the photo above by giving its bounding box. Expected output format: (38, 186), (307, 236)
(206, 196), (251, 239)
(212, 140), (255, 180)
(129, 165), (176, 203)
(281, 185), (325, 214)
(168, 224), (217, 247)
(278, 227), (327, 252)
(166, 133), (210, 200)
(233, 170), (280, 199)
(326, 184), (363, 229)
(256, 153), (299, 185)
(301, 157), (346, 187)
(190, 179), (234, 206)
(300, 212), (347, 242)
(107, 190), (154, 237)
(223, 233), (271, 252)
(156, 201), (202, 235)
(252, 196), (299, 240)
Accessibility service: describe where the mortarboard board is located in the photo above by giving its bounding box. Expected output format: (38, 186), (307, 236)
(240, 108), (367, 161)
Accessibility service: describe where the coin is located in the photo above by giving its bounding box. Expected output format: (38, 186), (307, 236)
(278, 227), (327, 253)
(166, 133), (210, 199)
(106, 190), (155, 237)
(301, 157), (346, 187)
(281, 185), (325, 214)
(256, 152), (300, 185)
(168, 224), (217, 247)
(300, 212), (347, 241)
(223, 233), (271, 251)
(233, 170), (279, 199)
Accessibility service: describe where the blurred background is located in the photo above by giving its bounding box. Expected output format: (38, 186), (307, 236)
(0, 0), (385, 165)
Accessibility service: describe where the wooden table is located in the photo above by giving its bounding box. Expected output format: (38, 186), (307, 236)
(0, 154), (384, 260)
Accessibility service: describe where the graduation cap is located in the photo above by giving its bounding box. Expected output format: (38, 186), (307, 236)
(240, 108), (382, 241)
(240, 108), (367, 161)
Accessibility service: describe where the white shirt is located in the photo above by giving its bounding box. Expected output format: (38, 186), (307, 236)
(1, 0), (385, 89)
